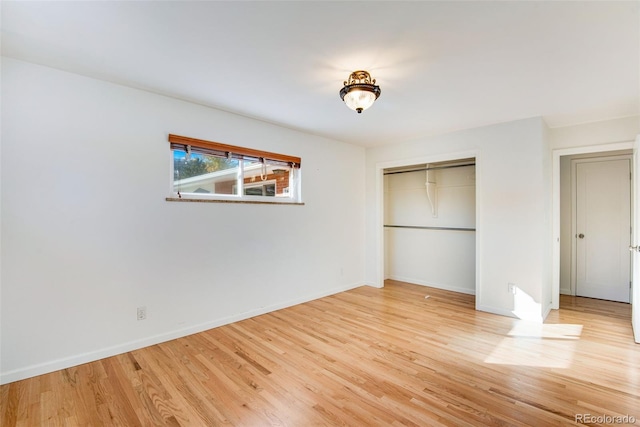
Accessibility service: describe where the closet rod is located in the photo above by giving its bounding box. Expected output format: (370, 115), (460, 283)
(383, 162), (475, 175)
(384, 225), (476, 232)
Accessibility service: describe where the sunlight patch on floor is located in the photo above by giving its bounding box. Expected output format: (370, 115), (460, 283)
(508, 322), (583, 339)
(484, 322), (583, 368)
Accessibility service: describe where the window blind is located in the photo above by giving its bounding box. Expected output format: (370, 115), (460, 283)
(169, 134), (301, 168)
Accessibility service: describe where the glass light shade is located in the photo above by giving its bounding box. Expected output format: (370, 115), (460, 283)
(343, 89), (377, 113)
(339, 70), (381, 114)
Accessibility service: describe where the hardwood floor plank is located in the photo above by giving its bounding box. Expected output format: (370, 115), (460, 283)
(1, 381), (21, 427)
(2, 280), (639, 426)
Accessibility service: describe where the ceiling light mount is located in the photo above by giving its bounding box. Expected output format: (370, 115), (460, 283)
(339, 70), (381, 114)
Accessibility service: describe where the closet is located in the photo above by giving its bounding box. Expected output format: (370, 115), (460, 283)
(384, 158), (476, 294)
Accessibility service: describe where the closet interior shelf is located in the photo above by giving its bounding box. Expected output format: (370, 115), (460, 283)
(384, 225), (476, 232)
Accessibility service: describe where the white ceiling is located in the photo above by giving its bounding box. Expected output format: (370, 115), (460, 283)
(2, 1), (639, 147)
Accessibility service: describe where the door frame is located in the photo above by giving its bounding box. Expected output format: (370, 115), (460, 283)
(552, 141), (634, 310)
(633, 135), (640, 343)
(570, 155), (632, 299)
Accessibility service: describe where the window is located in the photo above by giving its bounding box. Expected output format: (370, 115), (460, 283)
(243, 182), (276, 196)
(169, 134), (302, 203)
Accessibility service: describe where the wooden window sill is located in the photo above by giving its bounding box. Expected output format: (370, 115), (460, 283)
(166, 197), (304, 206)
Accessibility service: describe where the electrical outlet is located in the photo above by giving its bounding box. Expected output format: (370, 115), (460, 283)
(137, 306), (147, 321)
(508, 283), (516, 294)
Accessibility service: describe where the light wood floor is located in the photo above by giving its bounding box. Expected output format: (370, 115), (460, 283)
(2, 280), (639, 426)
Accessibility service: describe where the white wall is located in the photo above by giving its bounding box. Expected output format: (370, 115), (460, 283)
(550, 116), (640, 150)
(0, 58), (366, 384)
(366, 117), (551, 322)
(0, 54), (3, 377)
(384, 166), (476, 294)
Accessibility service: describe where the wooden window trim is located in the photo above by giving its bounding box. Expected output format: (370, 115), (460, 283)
(169, 134), (301, 167)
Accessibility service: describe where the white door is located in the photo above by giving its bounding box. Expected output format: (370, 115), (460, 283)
(632, 136), (640, 343)
(575, 158), (631, 303)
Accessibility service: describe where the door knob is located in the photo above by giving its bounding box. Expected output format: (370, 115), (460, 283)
(578, 233), (585, 239)
(630, 245), (639, 252)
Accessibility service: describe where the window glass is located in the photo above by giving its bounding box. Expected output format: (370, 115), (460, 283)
(173, 150), (239, 195)
(243, 160), (291, 197)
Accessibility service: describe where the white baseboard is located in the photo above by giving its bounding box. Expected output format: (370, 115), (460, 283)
(475, 304), (522, 320)
(475, 304), (544, 323)
(363, 281), (384, 288)
(387, 275), (476, 295)
(0, 282), (362, 385)
(542, 301), (553, 320)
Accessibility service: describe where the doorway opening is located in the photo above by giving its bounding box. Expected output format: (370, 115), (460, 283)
(556, 147), (633, 308)
(382, 158), (477, 296)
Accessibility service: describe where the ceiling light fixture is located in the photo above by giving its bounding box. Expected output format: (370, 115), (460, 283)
(339, 70), (381, 114)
